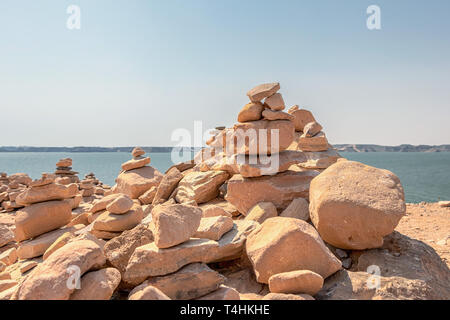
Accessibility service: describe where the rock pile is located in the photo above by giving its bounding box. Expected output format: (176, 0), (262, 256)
(54, 158), (79, 184)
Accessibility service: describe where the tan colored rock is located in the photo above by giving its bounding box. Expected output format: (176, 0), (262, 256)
(193, 216), (234, 241)
(106, 194), (133, 214)
(246, 217), (341, 283)
(90, 229), (121, 240)
(438, 201), (450, 208)
(197, 285), (240, 300)
(264, 93), (285, 111)
(309, 160), (406, 250)
(131, 147), (146, 158)
(90, 193), (122, 213)
(247, 83), (280, 102)
(70, 268), (121, 300)
(225, 170), (318, 214)
(0, 284), (17, 300)
(20, 261), (38, 274)
(176, 170), (229, 204)
(17, 225), (84, 260)
(68, 212), (89, 227)
(268, 270), (323, 295)
(29, 173), (55, 187)
(128, 284), (171, 300)
(93, 204), (143, 232)
(287, 107), (316, 132)
(0, 280), (18, 293)
(0, 225), (14, 247)
(15, 183), (78, 206)
(303, 121), (323, 137)
(0, 248), (17, 266)
(121, 157), (151, 171)
(0, 271), (10, 280)
(0, 262), (5, 273)
(245, 202), (277, 223)
(15, 199), (73, 242)
(152, 167), (183, 205)
(141, 263), (225, 300)
(237, 102), (264, 122)
(280, 198), (309, 220)
(152, 204), (202, 248)
(201, 204), (232, 218)
(295, 131), (329, 152)
(115, 166), (163, 199)
(12, 240), (106, 300)
(262, 293), (314, 300)
(262, 109), (293, 120)
(138, 186), (157, 205)
(43, 232), (75, 260)
(56, 158), (72, 167)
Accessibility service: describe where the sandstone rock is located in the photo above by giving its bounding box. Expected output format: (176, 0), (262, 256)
(0, 248), (17, 266)
(309, 160), (406, 250)
(56, 158), (72, 167)
(176, 171), (229, 205)
(303, 121), (323, 137)
(104, 224), (153, 274)
(29, 173), (55, 187)
(247, 83), (280, 102)
(15, 183), (78, 206)
(68, 212), (89, 227)
(9, 173), (32, 186)
(197, 285), (240, 300)
(226, 170), (318, 214)
(13, 240), (106, 300)
(268, 270), (323, 295)
(262, 293), (314, 300)
(141, 263), (225, 300)
(0, 280), (18, 293)
(294, 131), (329, 152)
(138, 186), (157, 205)
(438, 201), (450, 208)
(115, 166), (163, 199)
(90, 229), (121, 240)
(262, 109), (293, 121)
(280, 198), (309, 220)
(20, 261), (38, 274)
(128, 284), (171, 300)
(0, 262), (5, 273)
(93, 204), (143, 232)
(0, 271), (10, 280)
(264, 93), (285, 111)
(0, 225), (14, 247)
(121, 157), (151, 171)
(193, 216), (234, 241)
(131, 147), (146, 158)
(70, 268), (121, 300)
(43, 232), (75, 260)
(15, 199), (73, 242)
(152, 204), (202, 248)
(287, 107), (316, 132)
(245, 202), (277, 223)
(237, 102), (264, 122)
(201, 204), (232, 218)
(17, 225), (84, 259)
(152, 167), (183, 205)
(246, 217), (341, 283)
(106, 194), (133, 214)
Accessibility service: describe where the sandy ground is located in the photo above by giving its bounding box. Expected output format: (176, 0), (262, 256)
(397, 203), (450, 268)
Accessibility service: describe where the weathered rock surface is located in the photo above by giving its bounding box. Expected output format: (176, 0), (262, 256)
(15, 183), (78, 206)
(245, 202), (278, 222)
(106, 194), (133, 214)
(287, 106), (316, 132)
(268, 270), (323, 295)
(280, 198), (309, 220)
(70, 268), (121, 300)
(115, 166), (163, 199)
(176, 170), (228, 204)
(121, 157), (151, 171)
(92, 204), (143, 232)
(247, 82), (280, 102)
(128, 284), (171, 300)
(264, 93), (285, 111)
(0, 225), (14, 247)
(197, 285), (240, 300)
(238, 102), (264, 122)
(262, 293), (314, 300)
(152, 167), (183, 205)
(193, 216), (234, 241)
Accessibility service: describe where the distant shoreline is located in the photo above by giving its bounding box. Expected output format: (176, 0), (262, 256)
(0, 144), (449, 153)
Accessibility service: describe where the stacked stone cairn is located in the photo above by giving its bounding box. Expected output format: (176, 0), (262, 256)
(54, 158), (79, 184)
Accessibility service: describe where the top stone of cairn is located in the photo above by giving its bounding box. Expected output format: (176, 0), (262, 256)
(247, 82), (280, 102)
(132, 147), (146, 158)
(56, 158), (72, 168)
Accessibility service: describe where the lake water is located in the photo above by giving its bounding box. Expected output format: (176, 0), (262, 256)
(0, 152), (449, 203)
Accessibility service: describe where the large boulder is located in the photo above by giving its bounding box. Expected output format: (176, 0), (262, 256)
(226, 170), (318, 214)
(115, 166), (163, 199)
(15, 200), (73, 242)
(175, 170), (229, 204)
(309, 160), (406, 250)
(246, 217), (341, 283)
(152, 167), (183, 205)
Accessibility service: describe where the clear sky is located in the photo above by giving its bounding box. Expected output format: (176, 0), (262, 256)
(1, 0), (449, 147)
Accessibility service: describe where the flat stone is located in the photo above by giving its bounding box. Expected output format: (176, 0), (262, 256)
(264, 93), (285, 111)
(247, 83), (280, 102)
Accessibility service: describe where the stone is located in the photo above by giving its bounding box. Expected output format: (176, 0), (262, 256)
(0, 280), (18, 293)
(262, 109), (293, 121)
(197, 285), (240, 300)
(0, 262), (5, 273)
(309, 160), (406, 250)
(121, 157), (151, 171)
(245, 202), (278, 222)
(43, 232), (75, 260)
(264, 93), (285, 111)
(201, 204), (232, 218)
(106, 194), (133, 214)
(8, 173), (32, 186)
(70, 268), (121, 300)
(152, 167), (183, 205)
(131, 147), (146, 158)
(104, 223), (153, 275)
(0, 271), (10, 280)
(268, 270), (323, 295)
(140, 263), (225, 300)
(246, 217), (341, 283)
(438, 201), (450, 208)
(280, 198), (309, 220)
(176, 171), (229, 205)
(247, 82), (280, 102)
(90, 193), (122, 213)
(128, 284), (171, 300)
(15, 183), (78, 206)
(303, 121), (323, 137)
(17, 225), (84, 259)
(287, 107), (316, 132)
(93, 204), (143, 232)
(90, 229), (121, 240)
(193, 216), (234, 241)
(15, 199), (73, 242)
(225, 170), (318, 214)
(293, 131), (329, 152)
(262, 293), (314, 300)
(20, 261), (38, 274)
(138, 186), (157, 205)
(12, 240), (106, 300)
(29, 173), (55, 187)
(237, 102), (264, 122)
(0, 248), (17, 266)
(0, 284), (17, 300)
(115, 166), (163, 199)
(56, 158), (72, 167)
(152, 204), (202, 248)
(0, 225), (14, 247)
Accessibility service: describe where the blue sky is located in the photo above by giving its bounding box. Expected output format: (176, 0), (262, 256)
(1, 0), (449, 147)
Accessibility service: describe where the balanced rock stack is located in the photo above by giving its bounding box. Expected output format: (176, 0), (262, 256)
(13, 173), (83, 259)
(114, 148), (163, 199)
(79, 179), (95, 198)
(1, 180), (28, 212)
(54, 158), (79, 184)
